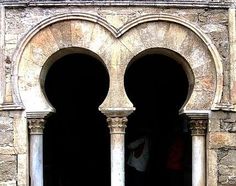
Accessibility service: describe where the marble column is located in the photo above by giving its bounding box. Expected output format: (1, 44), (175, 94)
(107, 117), (127, 186)
(189, 118), (207, 186)
(28, 118), (46, 186)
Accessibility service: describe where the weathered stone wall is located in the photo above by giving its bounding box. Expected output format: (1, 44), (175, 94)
(209, 111), (236, 185)
(0, 110), (28, 186)
(0, 1), (235, 186)
(0, 112), (16, 185)
(219, 150), (236, 185)
(0, 155), (16, 185)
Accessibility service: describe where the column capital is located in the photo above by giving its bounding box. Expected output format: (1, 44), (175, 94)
(183, 111), (208, 136)
(107, 117), (127, 134)
(28, 118), (46, 134)
(189, 118), (208, 136)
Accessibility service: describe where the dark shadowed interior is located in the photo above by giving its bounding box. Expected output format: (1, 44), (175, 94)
(44, 52), (191, 186)
(124, 54), (191, 186)
(44, 53), (110, 186)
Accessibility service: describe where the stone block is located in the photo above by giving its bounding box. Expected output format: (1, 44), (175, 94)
(0, 131), (13, 146)
(218, 150), (236, 185)
(209, 132), (236, 149)
(0, 181), (16, 186)
(0, 155), (16, 182)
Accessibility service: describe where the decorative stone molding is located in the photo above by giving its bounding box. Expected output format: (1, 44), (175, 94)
(107, 117), (127, 134)
(26, 111), (52, 119)
(99, 107), (135, 118)
(229, 5), (236, 111)
(28, 119), (45, 135)
(0, 5), (4, 105)
(1, 1), (233, 8)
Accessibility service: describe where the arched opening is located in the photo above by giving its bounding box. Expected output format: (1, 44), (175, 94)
(124, 53), (191, 186)
(43, 53), (110, 186)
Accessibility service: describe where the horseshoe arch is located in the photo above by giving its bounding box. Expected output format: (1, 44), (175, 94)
(12, 12), (223, 115)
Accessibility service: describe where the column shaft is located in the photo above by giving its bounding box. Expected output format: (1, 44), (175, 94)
(190, 118), (207, 186)
(192, 136), (205, 186)
(30, 135), (43, 186)
(111, 132), (125, 186)
(28, 119), (45, 186)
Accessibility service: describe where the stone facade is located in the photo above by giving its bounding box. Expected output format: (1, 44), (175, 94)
(0, 1), (235, 186)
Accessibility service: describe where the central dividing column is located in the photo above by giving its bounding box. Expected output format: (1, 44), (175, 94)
(107, 117), (127, 186)
(187, 114), (208, 186)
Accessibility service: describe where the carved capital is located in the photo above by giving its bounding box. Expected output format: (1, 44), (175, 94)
(28, 119), (45, 134)
(107, 117), (128, 134)
(189, 119), (207, 136)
